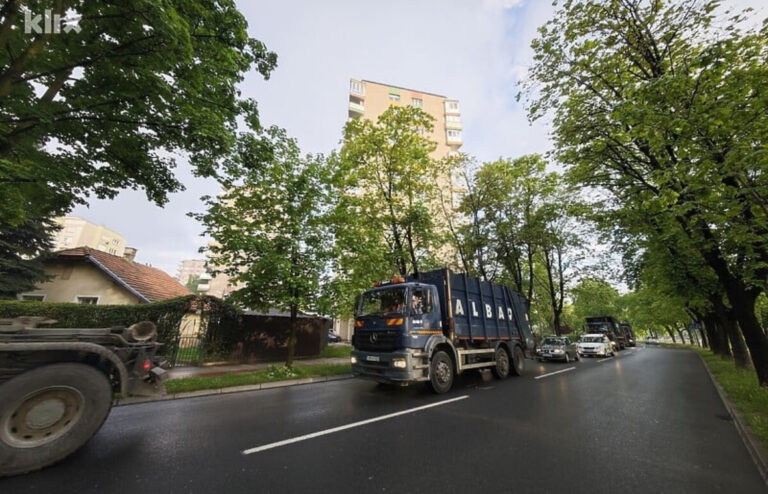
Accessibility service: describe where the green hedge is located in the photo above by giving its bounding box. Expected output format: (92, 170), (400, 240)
(0, 296), (241, 359)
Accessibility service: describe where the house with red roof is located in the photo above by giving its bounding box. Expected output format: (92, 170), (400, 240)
(19, 247), (191, 305)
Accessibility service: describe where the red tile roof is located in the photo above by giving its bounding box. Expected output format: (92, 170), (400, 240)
(53, 247), (192, 302)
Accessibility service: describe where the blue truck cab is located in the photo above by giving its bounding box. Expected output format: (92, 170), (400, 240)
(351, 269), (535, 393)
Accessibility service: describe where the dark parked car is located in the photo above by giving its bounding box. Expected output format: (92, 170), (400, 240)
(537, 336), (579, 363)
(328, 332), (342, 343)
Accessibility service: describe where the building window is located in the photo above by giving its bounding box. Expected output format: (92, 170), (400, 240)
(20, 294), (45, 302)
(350, 80), (364, 96)
(446, 115), (461, 123)
(447, 129), (462, 141)
(76, 296), (99, 305)
(411, 98), (423, 108)
(388, 93), (400, 102)
(446, 100), (460, 112)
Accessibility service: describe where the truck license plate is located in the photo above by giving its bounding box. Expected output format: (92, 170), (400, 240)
(366, 355), (380, 362)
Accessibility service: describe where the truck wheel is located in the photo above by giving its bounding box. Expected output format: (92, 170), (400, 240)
(426, 350), (454, 394)
(491, 348), (510, 380)
(510, 345), (525, 376)
(0, 363), (112, 477)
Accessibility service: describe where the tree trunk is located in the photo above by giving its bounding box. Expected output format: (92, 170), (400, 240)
(677, 328), (686, 344)
(405, 224), (419, 277)
(692, 222), (768, 385)
(703, 312), (730, 357)
(729, 290), (767, 385)
(665, 326), (676, 343)
(699, 323), (710, 348)
(286, 303), (298, 367)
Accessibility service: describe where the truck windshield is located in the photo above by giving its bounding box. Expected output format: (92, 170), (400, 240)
(356, 287), (407, 317)
(587, 322), (612, 332)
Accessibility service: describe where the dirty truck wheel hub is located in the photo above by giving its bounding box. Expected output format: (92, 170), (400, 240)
(3, 386), (85, 448)
(435, 360), (450, 384)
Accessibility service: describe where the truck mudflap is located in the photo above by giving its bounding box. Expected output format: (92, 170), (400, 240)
(351, 348), (429, 384)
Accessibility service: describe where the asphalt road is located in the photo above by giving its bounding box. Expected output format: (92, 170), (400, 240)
(1, 347), (765, 493)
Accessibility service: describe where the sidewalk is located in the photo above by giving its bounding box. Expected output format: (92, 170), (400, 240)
(167, 357), (351, 380)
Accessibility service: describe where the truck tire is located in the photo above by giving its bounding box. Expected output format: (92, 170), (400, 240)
(0, 363), (112, 477)
(510, 345), (525, 376)
(426, 350), (454, 394)
(491, 347), (510, 380)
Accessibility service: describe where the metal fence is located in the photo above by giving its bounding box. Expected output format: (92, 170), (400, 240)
(169, 313), (207, 367)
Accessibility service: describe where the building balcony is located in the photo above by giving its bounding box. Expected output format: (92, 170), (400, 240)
(444, 99), (460, 115)
(350, 79), (365, 97)
(446, 130), (463, 145)
(445, 119), (462, 130)
(349, 100), (364, 115)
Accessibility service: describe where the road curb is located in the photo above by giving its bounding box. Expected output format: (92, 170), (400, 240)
(115, 374), (354, 406)
(698, 354), (768, 487)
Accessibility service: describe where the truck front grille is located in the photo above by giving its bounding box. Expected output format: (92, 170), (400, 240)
(353, 331), (401, 352)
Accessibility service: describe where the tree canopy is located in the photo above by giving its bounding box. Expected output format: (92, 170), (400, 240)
(194, 127), (332, 366)
(524, 0), (768, 385)
(0, 0), (277, 225)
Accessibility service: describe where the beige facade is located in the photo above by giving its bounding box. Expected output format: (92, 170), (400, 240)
(20, 261), (140, 305)
(204, 272), (240, 299)
(348, 79), (463, 158)
(176, 259), (206, 286)
(53, 216), (126, 256)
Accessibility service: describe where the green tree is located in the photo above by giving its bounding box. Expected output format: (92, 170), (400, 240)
(330, 106), (448, 314)
(570, 278), (621, 329)
(524, 0), (768, 386)
(194, 128), (332, 366)
(0, 0), (277, 225)
(462, 155), (554, 299)
(184, 275), (201, 293)
(0, 216), (57, 299)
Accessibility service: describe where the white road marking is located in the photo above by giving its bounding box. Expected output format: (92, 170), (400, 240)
(597, 357), (614, 363)
(241, 395), (469, 455)
(534, 367), (576, 380)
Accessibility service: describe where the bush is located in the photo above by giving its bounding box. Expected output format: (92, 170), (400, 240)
(0, 295), (241, 359)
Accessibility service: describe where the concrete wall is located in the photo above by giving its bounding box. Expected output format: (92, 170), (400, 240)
(22, 261), (140, 305)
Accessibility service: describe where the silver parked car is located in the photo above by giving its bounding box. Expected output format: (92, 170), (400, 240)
(537, 336), (580, 363)
(578, 334), (615, 358)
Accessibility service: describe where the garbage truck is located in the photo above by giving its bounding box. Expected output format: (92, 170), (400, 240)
(351, 269), (535, 394)
(585, 316), (625, 350)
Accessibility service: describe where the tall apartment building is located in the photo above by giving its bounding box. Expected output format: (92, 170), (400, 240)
(348, 79), (463, 159)
(176, 259), (206, 286)
(53, 216), (127, 256)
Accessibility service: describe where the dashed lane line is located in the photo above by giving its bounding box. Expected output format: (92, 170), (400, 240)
(534, 367), (576, 380)
(241, 395), (470, 455)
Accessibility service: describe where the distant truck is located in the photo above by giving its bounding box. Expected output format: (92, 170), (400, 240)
(585, 316), (626, 350)
(619, 322), (636, 347)
(351, 269), (535, 394)
(0, 317), (167, 477)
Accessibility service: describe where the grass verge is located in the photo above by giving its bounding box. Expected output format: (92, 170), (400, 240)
(658, 342), (694, 350)
(319, 344), (352, 358)
(165, 363), (352, 394)
(696, 348), (768, 450)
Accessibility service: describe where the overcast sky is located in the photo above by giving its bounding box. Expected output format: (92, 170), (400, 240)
(70, 0), (764, 276)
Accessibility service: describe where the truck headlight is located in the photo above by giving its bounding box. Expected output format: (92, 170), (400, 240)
(392, 358), (407, 369)
(350, 356), (357, 364)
